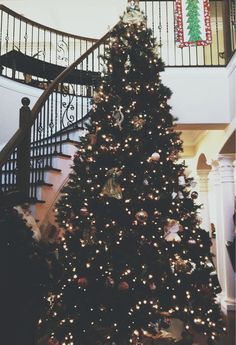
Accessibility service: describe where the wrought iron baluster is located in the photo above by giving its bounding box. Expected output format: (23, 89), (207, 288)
(166, 1), (170, 65)
(172, 0), (177, 66)
(31, 25), (33, 61)
(215, 0), (220, 65)
(24, 21), (28, 55)
(12, 15), (15, 55)
(54, 89), (59, 152)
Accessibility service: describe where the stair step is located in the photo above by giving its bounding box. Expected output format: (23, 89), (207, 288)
(29, 197), (46, 204)
(31, 138), (80, 149)
(31, 181), (53, 187)
(6, 152), (72, 163)
(33, 166), (62, 173)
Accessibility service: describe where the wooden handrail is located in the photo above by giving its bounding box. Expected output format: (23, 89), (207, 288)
(0, 4), (97, 42)
(0, 25), (115, 169)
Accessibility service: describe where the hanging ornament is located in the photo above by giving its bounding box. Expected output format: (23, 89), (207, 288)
(105, 277), (115, 288)
(101, 167), (123, 199)
(80, 207), (89, 217)
(143, 178), (149, 186)
(170, 255), (196, 274)
(112, 106), (124, 130)
(78, 277), (88, 287)
(131, 116), (146, 130)
(172, 191), (184, 199)
(178, 174), (186, 186)
(164, 219), (182, 242)
(147, 152), (160, 163)
(191, 191), (198, 199)
(118, 281), (129, 291)
(135, 210), (148, 224)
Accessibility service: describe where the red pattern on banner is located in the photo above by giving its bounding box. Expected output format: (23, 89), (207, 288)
(175, 0), (212, 48)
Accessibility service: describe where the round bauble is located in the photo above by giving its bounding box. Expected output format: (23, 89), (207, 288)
(135, 210), (148, 224)
(118, 281), (129, 291)
(78, 277), (88, 287)
(80, 207), (89, 217)
(148, 152), (160, 162)
(131, 116), (146, 130)
(191, 191), (198, 199)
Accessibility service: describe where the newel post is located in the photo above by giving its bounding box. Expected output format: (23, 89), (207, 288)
(16, 97), (31, 199)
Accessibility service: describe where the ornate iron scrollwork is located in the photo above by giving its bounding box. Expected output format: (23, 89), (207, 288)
(61, 84), (76, 128)
(57, 39), (69, 66)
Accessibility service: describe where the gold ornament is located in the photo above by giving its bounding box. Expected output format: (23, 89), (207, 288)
(101, 168), (123, 199)
(170, 254), (196, 274)
(135, 210), (148, 224)
(131, 116), (146, 130)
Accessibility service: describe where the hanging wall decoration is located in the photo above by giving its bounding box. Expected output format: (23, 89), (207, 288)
(175, 0), (212, 48)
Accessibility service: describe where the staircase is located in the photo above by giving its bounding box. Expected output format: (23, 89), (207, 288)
(0, 29), (112, 225)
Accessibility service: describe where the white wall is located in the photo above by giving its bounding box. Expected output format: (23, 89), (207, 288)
(0, 0), (127, 39)
(226, 52), (236, 121)
(0, 77), (43, 147)
(0, 63), (232, 148)
(162, 66), (231, 124)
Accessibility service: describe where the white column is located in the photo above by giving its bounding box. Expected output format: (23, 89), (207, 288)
(196, 169), (211, 232)
(208, 160), (225, 299)
(218, 154), (236, 311)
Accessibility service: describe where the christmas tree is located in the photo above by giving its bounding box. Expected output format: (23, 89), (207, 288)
(40, 2), (225, 344)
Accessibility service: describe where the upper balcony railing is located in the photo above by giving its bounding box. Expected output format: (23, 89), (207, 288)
(0, 5), (97, 84)
(0, 1), (234, 86)
(139, 0), (235, 66)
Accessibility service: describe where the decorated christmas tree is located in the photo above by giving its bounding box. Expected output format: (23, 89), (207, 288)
(40, 2), (225, 344)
